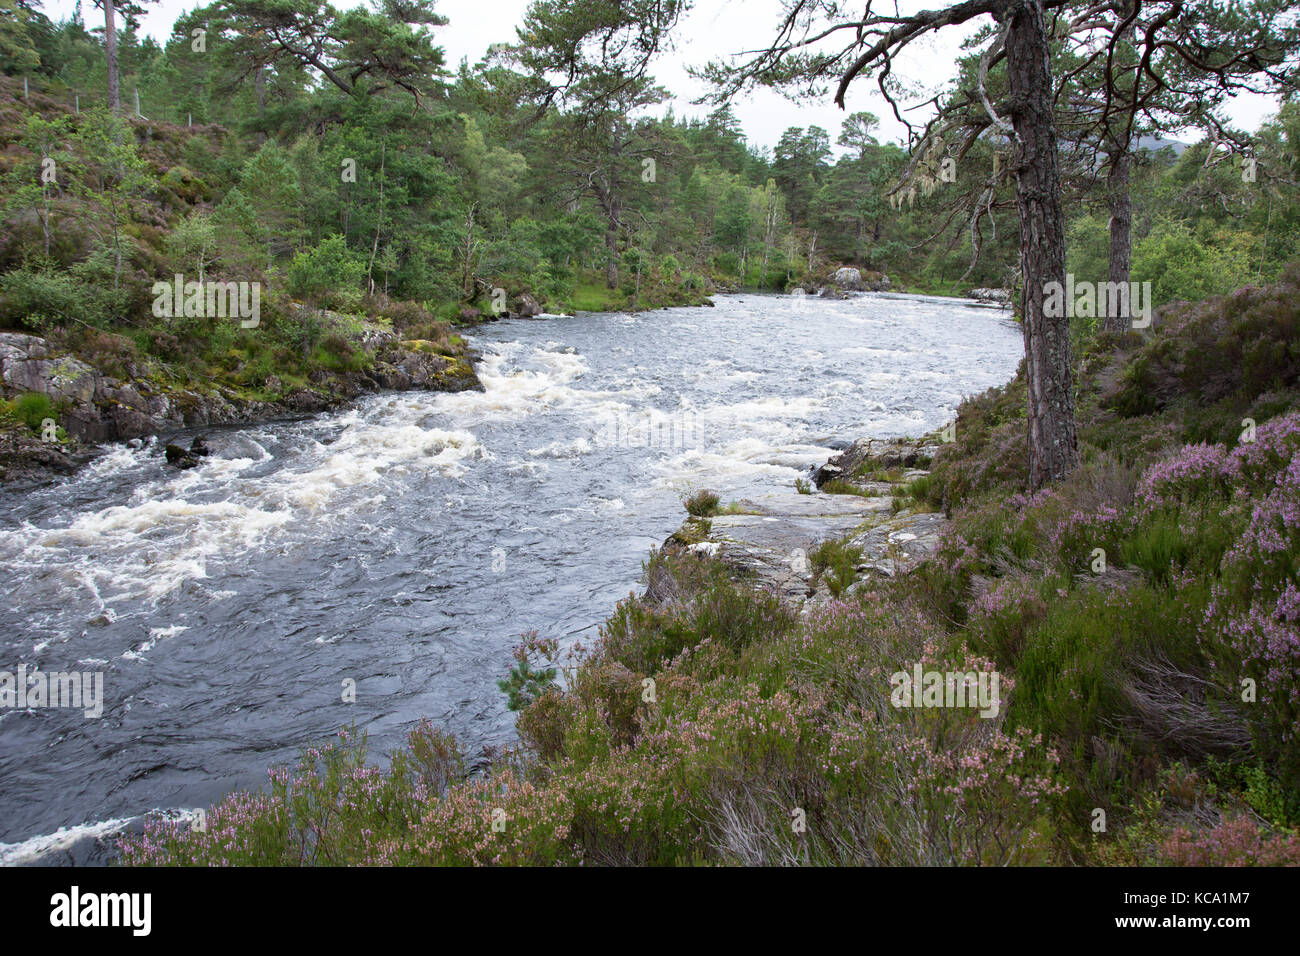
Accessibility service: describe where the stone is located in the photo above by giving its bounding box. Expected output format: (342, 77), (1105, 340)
(164, 443), (201, 469)
(510, 294), (543, 318)
(830, 267), (864, 290)
(968, 288), (1012, 307)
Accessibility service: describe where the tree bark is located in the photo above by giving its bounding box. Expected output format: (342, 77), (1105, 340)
(603, 194), (621, 290)
(104, 0), (121, 115)
(1001, 0), (1079, 488)
(1103, 145), (1132, 333)
(255, 65), (267, 145)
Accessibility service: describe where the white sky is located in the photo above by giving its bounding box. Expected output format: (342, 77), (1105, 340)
(44, 0), (1282, 154)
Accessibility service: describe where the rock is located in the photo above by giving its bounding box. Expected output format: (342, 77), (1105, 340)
(0, 426), (81, 482)
(847, 511), (950, 579)
(968, 287), (1012, 306)
(666, 492), (892, 604)
(819, 288), (849, 300)
(2, 325), (484, 482)
(829, 267), (864, 291)
(823, 268), (892, 293)
(814, 437), (936, 488)
(0, 333), (100, 405)
(459, 307), (482, 322)
(164, 443), (202, 469)
(189, 435), (211, 457)
(510, 294), (543, 318)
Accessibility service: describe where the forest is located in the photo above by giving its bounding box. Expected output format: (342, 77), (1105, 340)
(1, 0), (1296, 346)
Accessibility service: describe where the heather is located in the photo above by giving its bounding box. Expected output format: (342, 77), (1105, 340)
(121, 271), (1300, 866)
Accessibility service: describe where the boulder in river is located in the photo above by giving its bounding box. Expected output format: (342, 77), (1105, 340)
(510, 294), (543, 318)
(824, 268), (892, 293)
(164, 435), (210, 470)
(968, 287), (1012, 307)
(829, 267), (864, 291)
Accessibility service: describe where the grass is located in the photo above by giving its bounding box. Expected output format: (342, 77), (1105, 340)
(683, 489), (721, 517)
(820, 479), (870, 497)
(808, 536), (864, 597)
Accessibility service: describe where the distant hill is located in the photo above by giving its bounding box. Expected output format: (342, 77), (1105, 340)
(1135, 133), (1189, 156)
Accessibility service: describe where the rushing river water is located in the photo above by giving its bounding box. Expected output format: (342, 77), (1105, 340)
(0, 292), (1020, 863)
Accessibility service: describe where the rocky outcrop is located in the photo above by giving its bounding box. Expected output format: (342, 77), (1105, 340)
(831, 267), (865, 290)
(680, 492), (892, 604)
(664, 435), (951, 608)
(0, 329), (483, 481)
(164, 435), (211, 470)
(824, 267), (893, 293)
(510, 294), (544, 318)
(0, 426), (94, 482)
(813, 437), (939, 488)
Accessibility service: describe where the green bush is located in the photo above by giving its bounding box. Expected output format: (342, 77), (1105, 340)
(286, 235), (367, 312)
(0, 266), (108, 330)
(10, 392), (56, 431)
(684, 489), (721, 517)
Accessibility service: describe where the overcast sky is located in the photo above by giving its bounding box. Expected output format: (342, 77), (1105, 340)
(43, 0), (1282, 155)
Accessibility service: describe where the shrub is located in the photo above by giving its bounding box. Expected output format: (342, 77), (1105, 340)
(809, 537), (863, 597)
(286, 235), (366, 311)
(684, 489), (720, 517)
(10, 392), (55, 431)
(0, 265), (120, 329)
(497, 632), (560, 712)
(1160, 816), (1300, 866)
(967, 572), (1050, 665)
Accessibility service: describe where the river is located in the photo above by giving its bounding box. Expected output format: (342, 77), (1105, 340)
(0, 291), (1021, 863)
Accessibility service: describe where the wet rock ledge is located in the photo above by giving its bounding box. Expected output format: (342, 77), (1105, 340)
(664, 437), (948, 607)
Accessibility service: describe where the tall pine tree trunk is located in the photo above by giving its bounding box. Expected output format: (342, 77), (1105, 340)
(104, 0), (121, 115)
(604, 195), (621, 290)
(1001, 0), (1079, 488)
(1103, 146), (1133, 333)
(255, 65), (267, 145)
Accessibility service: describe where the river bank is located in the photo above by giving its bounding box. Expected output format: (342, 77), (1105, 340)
(662, 436), (950, 608)
(0, 271), (995, 485)
(0, 319), (482, 483)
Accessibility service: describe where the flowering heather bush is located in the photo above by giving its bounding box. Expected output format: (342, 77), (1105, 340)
(885, 725), (1064, 866)
(1047, 504), (1128, 574)
(1204, 455), (1300, 793)
(1223, 411), (1300, 491)
(119, 724), (463, 866)
(1133, 442), (1230, 517)
(1108, 262), (1300, 415)
(904, 529), (983, 624)
(1161, 816), (1300, 867)
(968, 573), (1050, 664)
(600, 550), (797, 675)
